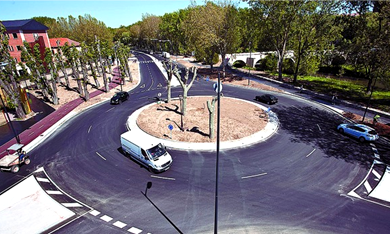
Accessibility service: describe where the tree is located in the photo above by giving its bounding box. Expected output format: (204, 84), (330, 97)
(162, 60), (176, 103)
(183, 1), (241, 75)
(44, 48), (59, 105)
(207, 96), (218, 139)
(245, 0), (304, 81)
(173, 66), (198, 116)
(289, 1), (341, 82)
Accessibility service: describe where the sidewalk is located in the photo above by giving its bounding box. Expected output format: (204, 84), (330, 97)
(0, 67), (124, 158)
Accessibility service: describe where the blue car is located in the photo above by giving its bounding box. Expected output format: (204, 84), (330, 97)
(337, 123), (379, 142)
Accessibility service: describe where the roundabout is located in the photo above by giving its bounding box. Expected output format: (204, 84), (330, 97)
(127, 96), (279, 151)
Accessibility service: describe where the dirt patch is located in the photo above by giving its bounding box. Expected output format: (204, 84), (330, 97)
(137, 96), (268, 143)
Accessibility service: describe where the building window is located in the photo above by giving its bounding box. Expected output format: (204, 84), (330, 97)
(33, 33), (39, 41)
(12, 33), (18, 39)
(16, 46), (22, 51)
(8, 45), (14, 52)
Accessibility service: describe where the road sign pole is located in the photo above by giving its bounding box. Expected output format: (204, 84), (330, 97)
(214, 72), (221, 234)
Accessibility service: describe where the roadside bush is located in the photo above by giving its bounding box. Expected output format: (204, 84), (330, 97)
(256, 54), (277, 72)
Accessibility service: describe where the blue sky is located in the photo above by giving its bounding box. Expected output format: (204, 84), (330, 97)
(1, 1), (249, 28)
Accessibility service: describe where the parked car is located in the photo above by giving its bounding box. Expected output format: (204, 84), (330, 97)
(337, 123), (379, 142)
(110, 92), (129, 104)
(255, 94), (278, 105)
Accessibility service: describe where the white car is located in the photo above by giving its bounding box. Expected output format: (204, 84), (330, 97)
(337, 123), (379, 142)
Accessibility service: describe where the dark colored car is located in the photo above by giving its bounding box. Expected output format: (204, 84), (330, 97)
(110, 92), (129, 104)
(255, 94), (278, 105)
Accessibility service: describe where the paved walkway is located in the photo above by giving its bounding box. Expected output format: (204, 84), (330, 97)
(0, 67), (123, 158)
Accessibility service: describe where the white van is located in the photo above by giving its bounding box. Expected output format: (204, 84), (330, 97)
(120, 131), (172, 173)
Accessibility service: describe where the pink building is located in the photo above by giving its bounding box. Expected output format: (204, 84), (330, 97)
(2, 19), (50, 63)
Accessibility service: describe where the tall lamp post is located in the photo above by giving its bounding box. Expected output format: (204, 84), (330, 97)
(214, 72), (221, 234)
(248, 41), (252, 86)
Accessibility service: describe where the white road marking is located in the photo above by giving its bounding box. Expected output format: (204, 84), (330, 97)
(62, 203), (83, 208)
(151, 175), (176, 180)
(317, 124), (321, 131)
(306, 149), (316, 158)
(36, 177), (50, 183)
(101, 215), (113, 222)
(90, 210), (101, 216)
(373, 169), (381, 179)
(113, 221), (127, 228)
(364, 181), (372, 193)
(88, 125), (92, 133)
(106, 107), (115, 112)
(241, 172), (267, 179)
(96, 152), (107, 161)
(46, 190), (62, 195)
(39, 124), (45, 129)
(128, 227), (142, 234)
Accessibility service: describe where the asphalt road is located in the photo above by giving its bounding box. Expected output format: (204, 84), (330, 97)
(1, 52), (390, 234)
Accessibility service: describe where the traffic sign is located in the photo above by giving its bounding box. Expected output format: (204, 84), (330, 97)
(213, 82), (222, 93)
(168, 124), (173, 131)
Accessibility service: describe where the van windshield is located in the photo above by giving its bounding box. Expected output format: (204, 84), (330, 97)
(148, 143), (166, 160)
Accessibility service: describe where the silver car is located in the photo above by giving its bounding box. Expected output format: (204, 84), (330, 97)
(337, 123), (379, 142)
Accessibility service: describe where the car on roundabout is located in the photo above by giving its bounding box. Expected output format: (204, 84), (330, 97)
(337, 123), (379, 142)
(255, 94), (278, 105)
(110, 91), (129, 104)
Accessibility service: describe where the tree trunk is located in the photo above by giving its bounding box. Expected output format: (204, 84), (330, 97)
(89, 60), (100, 88)
(207, 97), (217, 139)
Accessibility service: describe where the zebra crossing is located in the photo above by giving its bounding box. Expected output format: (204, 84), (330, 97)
(347, 142), (390, 208)
(33, 168), (150, 233)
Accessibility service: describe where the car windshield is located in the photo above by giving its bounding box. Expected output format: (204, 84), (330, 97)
(147, 143), (166, 160)
(113, 93), (119, 98)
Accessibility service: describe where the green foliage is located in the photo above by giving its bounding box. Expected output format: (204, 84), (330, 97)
(256, 54), (277, 72)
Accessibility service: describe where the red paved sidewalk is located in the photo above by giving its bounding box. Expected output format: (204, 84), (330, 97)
(0, 67), (121, 158)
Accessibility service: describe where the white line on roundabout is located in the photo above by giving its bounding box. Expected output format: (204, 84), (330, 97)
(305, 149), (316, 158)
(241, 172), (267, 179)
(95, 152), (106, 161)
(151, 175), (176, 180)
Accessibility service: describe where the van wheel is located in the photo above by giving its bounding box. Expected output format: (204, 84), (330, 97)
(148, 166), (154, 173)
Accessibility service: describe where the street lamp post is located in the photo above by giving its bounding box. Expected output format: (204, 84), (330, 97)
(362, 77), (378, 122)
(214, 72), (221, 234)
(0, 94), (20, 144)
(248, 41), (252, 86)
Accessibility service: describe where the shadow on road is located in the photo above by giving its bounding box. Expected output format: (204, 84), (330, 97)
(275, 105), (374, 169)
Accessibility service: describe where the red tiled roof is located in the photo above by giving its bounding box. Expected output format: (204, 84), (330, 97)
(49, 38), (80, 47)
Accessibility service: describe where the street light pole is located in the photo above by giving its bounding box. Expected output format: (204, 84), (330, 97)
(214, 72), (221, 234)
(362, 77), (378, 122)
(0, 94), (20, 144)
(248, 41), (252, 86)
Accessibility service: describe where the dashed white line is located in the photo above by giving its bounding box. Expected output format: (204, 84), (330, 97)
(101, 215), (113, 222)
(113, 221), (127, 229)
(151, 175), (176, 180)
(241, 172), (267, 179)
(317, 124), (321, 131)
(62, 203), (83, 208)
(128, 227), (142, 234)
(96, 152), (107, 161)
(88, 125), (92, 133)
(90, 210), (101, 216)
(106, 107), (115, 112)
(306, 149), (316, 158)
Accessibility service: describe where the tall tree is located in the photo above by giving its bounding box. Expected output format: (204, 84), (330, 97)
(290, 1), (341, 82)
(245, 0), (304, 81)
(0, 23), (27, 119)
(173, 66), (197, 116)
